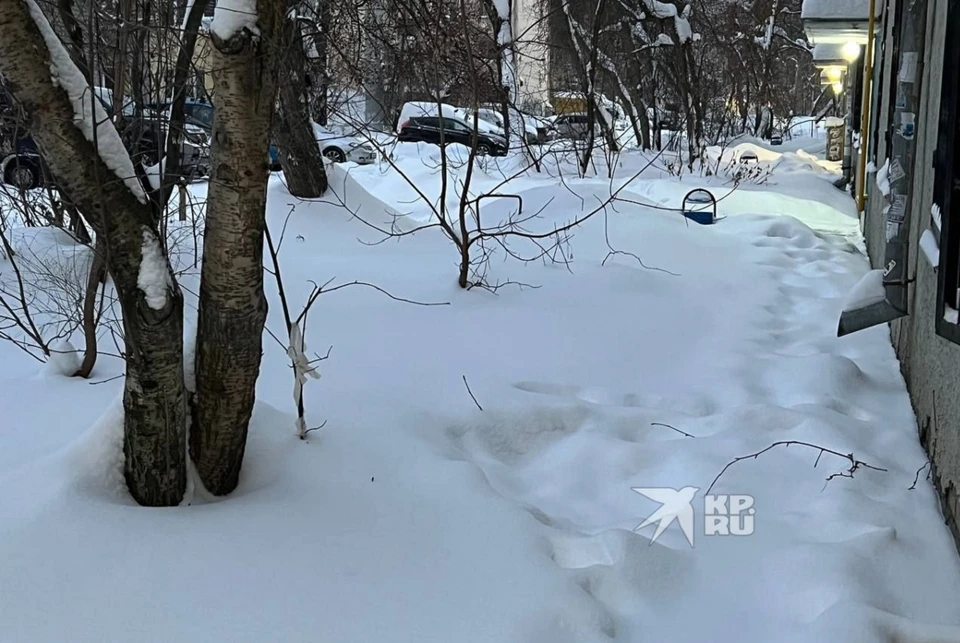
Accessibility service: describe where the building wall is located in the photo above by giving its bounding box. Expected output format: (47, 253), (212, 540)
(862, 0), (960, 547)
(512, 0), (550, 113)
(862, 1), (896, 266)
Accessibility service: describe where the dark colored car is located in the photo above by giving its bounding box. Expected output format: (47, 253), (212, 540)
(0, 88), (44, 189)
(140, 98), (213, 175)
(0, 134), (43, 190)
(1, 89), (212, 190)
(397, 117), (508, 156)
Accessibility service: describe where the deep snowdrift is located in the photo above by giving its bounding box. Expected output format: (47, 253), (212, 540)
(1, 146), (959, 642)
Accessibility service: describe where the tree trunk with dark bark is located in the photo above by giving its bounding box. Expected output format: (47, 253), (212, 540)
(75, 236), (106, 379)
(275, 14), (328, 199)
(191, 0), (286, 495)
(0, 0), (186, 506)
(315, 0), (331, 126)
(161, 0), (211, 204)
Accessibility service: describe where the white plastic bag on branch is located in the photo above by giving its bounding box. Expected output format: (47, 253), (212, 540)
(287, 322), (320, 408)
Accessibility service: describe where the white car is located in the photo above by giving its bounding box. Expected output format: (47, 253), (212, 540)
(312, 123), (377, 164)
(471, 108), (505, 131)
(467, 107), (545, 144)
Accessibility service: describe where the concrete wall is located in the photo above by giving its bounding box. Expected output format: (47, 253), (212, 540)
(862, 0), (960, 547)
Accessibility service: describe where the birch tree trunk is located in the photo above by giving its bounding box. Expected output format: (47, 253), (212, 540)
(0, 0), (186, 506)
(191, 0), (286, 495)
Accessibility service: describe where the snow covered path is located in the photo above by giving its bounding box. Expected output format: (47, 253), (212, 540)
(2, 152), (960, 642)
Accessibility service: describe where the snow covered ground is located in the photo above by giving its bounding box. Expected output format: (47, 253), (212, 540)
(2, 143), (960, 642)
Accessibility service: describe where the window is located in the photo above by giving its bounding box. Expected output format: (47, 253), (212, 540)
(440, 119), (469, 132)
(933, 0), (960, 343)
(186, 103), (213, 130)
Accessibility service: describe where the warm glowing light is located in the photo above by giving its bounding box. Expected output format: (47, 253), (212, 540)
(842, 42), (862, 63)
(825, 66), (844, 82)
(832, 81), (844, 95)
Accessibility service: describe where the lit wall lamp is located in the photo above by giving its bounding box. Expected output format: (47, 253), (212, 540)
(832, 81), (844, 95)
(825, 66), (844, 82)
(841, 42), (862, 63)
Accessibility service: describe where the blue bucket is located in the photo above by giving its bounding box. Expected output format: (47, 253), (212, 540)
(683, 209), (715, 225)
(682, 189), (717, 225)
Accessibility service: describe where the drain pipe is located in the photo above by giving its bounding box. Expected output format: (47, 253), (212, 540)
(855, 0), (878, 213)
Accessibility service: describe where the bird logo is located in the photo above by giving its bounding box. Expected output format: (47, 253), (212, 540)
(631, 486), (699, 547)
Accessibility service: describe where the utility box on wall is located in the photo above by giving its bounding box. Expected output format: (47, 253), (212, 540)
(826, 117), (845, 161)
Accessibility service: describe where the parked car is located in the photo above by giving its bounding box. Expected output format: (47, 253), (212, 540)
(268, 124), (378, 171)
(549, 113), (591, 140)
(525, 115), (551, 144)
(466, 107), (547, 145)
(397, 116), (508, 156)
(313, 124), (378, 164)
(268, 143), (281, 171)
(468, 107), (505, 132)
(0, 134), (43, 190)
(141, 98), (213, 176)
(548, 112), (624, 141)
(1, 87), (212, 190)
(397, 101), (504, 139)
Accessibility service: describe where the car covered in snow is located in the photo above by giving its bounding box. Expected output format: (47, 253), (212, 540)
(465, 107), (548, 145)
(313, 124), (378, 164)
(269, 124), (377, 171)
(397, 116), (508, 156)
(397, 101), (506, 139)
(548, 112), (592, 140)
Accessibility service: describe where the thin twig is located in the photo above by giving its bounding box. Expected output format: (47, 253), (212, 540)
(89, 373), (124, 385)
(909, 461), (932, 491)
(298, 280), (449, 322)
(707, 440), (887, 495)
(462, 375), (483, 411)
(301, 419), (328, 439)
(650, 421), (695, 438)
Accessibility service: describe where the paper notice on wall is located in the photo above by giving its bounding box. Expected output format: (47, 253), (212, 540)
(888, 159), (906, 183)
(887, 194), (908, 223)
(899, 52), (919, 83)
(887, 220), (900, 241)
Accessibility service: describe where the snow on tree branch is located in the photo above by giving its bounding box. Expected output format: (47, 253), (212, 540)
(137, 228), (173, 310)
(211, 0), (261, 40)
(640, 0), (695, 43)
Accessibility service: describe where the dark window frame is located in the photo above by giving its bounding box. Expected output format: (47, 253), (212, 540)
(441, 119), (470, 133)
(934, 0), (960, 344)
